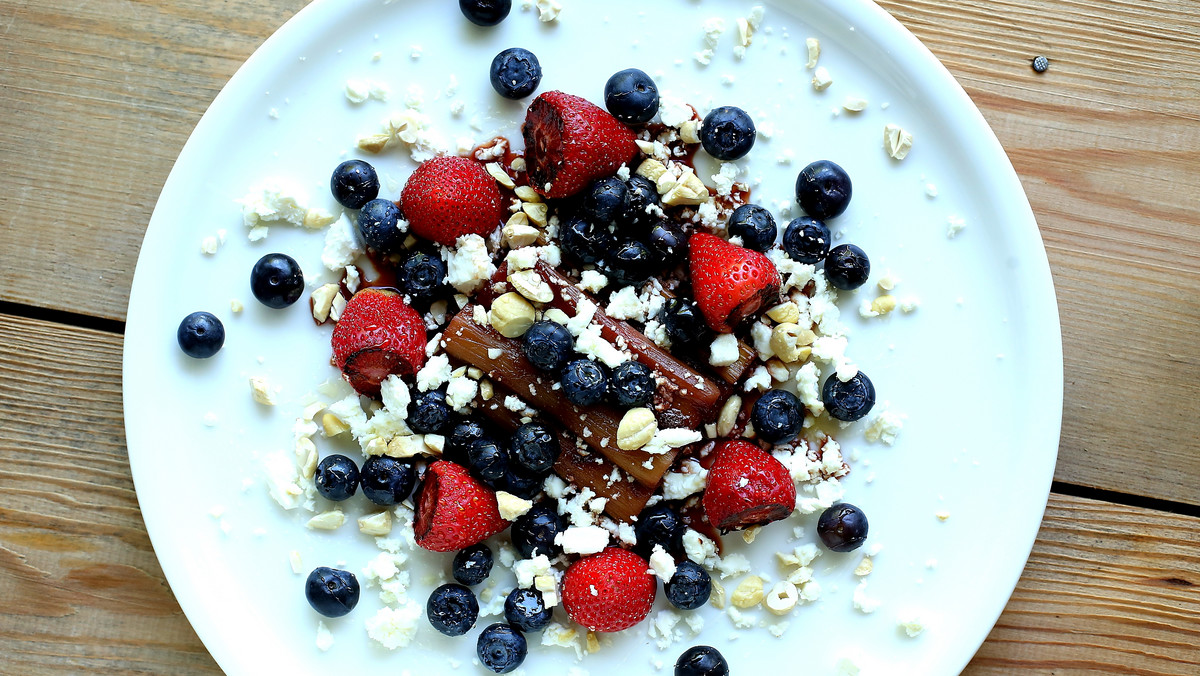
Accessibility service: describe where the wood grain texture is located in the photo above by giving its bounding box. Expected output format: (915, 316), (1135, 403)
(2, 0), (1198, 504)
(0, 315), (218, 674)
(0, 316), (1196, 674)
(965, 494), (1200, 675)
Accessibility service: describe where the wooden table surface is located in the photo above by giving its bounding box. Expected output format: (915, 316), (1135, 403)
(1, 0), (1197, 673)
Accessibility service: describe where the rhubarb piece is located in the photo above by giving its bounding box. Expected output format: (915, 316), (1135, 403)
(474, 398), (652, 522)
(442, 308), (676, 487)
(533, 261), (720, 429)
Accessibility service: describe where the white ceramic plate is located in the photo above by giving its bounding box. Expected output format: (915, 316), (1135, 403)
(124, 0), (1062, 673)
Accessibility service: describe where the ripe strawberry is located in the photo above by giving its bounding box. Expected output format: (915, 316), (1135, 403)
(523, 91), (638, 199)
(401, 156), (505, 246)
(703, 439), (796, 531)
(689, 232), (781, 333)
(414, 461), (509, 552)
(561, 547), (656, 632)
(331, 288), (426, 397)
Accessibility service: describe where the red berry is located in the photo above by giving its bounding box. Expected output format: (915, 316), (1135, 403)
(331, 288), (426, 397)
(414, 461), (509, 553)
(523, 91), (639, 199)
(689, 232), (781, 333)
(702, 440), (796, 531)
(561, 547), (656, 632)
(401, 156), (505, 246)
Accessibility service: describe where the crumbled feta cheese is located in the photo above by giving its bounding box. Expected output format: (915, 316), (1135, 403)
(365, 603), (421, 649)
(658, 95), (695, 128)
(441, 234), (495, 294)
(649, 545), (677, 582)
(743, 365), (771, 392)
(444, 376), (478, 412)
(683, 528), (718, 568)
(661, 459), (708, 500)
(315, 621), (334, 651)
(239, 179), (338, 240)
(322, 214), (363, 270)
(513, 555), (555, 588)
(557, 525), (611, 555)
(852, 580), (881, 613)
(641, 428), (702, 455)
(708, 333), (740, 367)
(710, 163), (740, 197)
(864, 405), (907, 445)
(947, 214), (966, 238)
(577, 269), (609, 293)
(416, 354), (452, 392)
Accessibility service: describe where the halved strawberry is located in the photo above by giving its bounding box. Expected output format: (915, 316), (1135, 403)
(689, 232), (781, 333)
(414, 461), (509, 553)
(702, 439), (796, 531)
(331, 288), (426, 396)
(401, 156), (505, 246)
(523, 91), (638, 199)
(561, 547), (656, 632)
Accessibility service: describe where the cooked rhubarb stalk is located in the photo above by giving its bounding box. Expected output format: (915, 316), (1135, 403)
(442, 308), (677, 487)
(533, 261), (720, 429)
(474, 398), (652, 521)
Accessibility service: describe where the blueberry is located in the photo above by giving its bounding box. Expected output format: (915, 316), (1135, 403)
(522, 320), (574, 372)
(477, 623), (527, 674)
(727, 204), (777, 252)
(250, 253), (304, 309)
(675, 646), (729, 676)
(360, 456), (417, 506)
(560, 359), (610, 407)
(460, 0), (511, 26)
(699, 106), (756, 161)
(660, 298), (711, 347)
(621, 175), (662, 229)
(490, 48), (541, 99)
(305, 567), (360, 618)
(646, 220), (686, 265)
(817, 503), (869, 552)
(605, 239), (655, 287)
(504, 588), (552, 632)
(427, 583), (480, 637)
(795, 160), (852, 220)
(510, 422), (559, 476)
(604, 68), (660, 125)
(782, 217), (831, 264)
(502, 467), (545, 500)
(665, 561), (711, 611)
(634, 504), (685, 558)
(559, 215), (616, 265)
(511, 502), (565, 558)
(452, 544), (494, 586)
(609, 360), (656, 408)
(824, 244), (871, 290)
(822, 371), (875, 422)
(409, 389), (452, 434)
(399, 251), (447, 303)
(468, 438), (509, 486)
(357, 198), (405, 254)
(583, 177), (629, 225)
(751, 389), (804, 444)
(177, 311), (224, 359)
(447, 419), (489, 466)
(330, 159), (379, 209)
(314, 454), (360, 502)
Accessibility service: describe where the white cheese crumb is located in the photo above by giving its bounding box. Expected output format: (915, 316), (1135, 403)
(708, 333), (741, 367)
(556, 525), (611, 555)
(442, 234), (496, 294)
(649, 545), (677, 583)
(315, 621), (334, 651)
(852, 580), (881, 613)
(496, 491), (534, 521)
(947, 214), (966, 238)
(365, 603), (421, 649)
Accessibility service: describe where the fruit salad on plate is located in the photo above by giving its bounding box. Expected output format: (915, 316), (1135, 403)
(178, 2), (907, 673)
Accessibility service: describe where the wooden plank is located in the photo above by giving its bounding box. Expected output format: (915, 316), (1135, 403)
(0, 0), (308, 322)
(0, 316), (1196, 674)
(2, 0), (1198, 502)
(0, 314), (218, 673)
(965, 494), (1200, 675)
